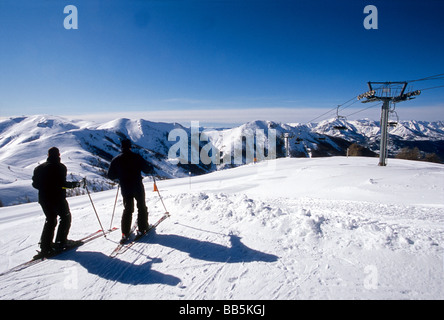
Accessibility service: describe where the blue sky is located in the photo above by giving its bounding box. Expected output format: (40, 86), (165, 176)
(0, 0), (443, 125)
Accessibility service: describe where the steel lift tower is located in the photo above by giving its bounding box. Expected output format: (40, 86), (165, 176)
(358, 82), (421, 166)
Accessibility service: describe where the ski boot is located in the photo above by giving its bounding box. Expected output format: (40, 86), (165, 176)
(54, 239), (82, 252)
(120, 233), (130, 244)
(33, 247), (56, 259)
(135, 229), (147, 241)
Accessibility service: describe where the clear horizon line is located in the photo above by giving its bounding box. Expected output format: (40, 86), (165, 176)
(1, 105), (443, 127)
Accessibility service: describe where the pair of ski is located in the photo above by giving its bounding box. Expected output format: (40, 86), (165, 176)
(1, 213), (170, 275)
(0, 227), (118, 277)
(110, 212), (170, 258)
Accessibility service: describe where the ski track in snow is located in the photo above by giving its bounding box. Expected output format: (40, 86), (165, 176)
(1, 157), (444, 299)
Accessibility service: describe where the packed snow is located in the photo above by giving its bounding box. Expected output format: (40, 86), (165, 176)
(0, 156), (443, 299)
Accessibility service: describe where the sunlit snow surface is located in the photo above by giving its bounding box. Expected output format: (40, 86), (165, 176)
(1, 157), (443, 299)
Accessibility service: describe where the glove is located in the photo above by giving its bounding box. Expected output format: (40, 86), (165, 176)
(64, 181), (80, 189)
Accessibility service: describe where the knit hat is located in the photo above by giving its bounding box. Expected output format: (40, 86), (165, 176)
(121, 139), (131, 151)
(48, 147), (60, 158)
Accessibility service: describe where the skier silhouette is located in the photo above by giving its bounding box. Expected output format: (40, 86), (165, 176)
(32, 147), (80, 257)
(107, 139), (154, 243)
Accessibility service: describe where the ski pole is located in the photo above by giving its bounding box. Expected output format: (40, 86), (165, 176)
(83, 178), (107, 238)
(109, 184), (119, 230)
(153, 176), (169, 215)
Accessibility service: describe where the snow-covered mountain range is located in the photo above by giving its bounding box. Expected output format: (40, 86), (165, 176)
(312, 118), (444, 158)
(1, 115), (443, 206)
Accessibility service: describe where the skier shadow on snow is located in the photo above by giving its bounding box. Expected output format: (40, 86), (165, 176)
(54, 249), (181, 286)
(146, 229), (278, 264)
(53, 230), (277, 285)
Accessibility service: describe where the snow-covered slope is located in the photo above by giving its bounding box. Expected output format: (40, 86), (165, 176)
(0, 157), (443, 299)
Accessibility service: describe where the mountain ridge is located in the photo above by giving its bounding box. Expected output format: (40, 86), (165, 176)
(0, 114), (443, 206)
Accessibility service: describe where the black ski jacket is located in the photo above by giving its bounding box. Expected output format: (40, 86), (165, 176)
(107, 150), (154, 196)
(32, 155), (78, 204)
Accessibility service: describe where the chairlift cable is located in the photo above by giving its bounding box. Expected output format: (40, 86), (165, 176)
(303, 73), (443, 126)
(305, 94), (359, 124)
(416, 85), (444, 91)
(406, 73), (444, 83)
(344, 102), (381, 118)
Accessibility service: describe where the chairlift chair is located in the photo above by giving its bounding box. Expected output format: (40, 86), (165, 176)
(388, 108), (399, 127)
(333, 123), (348, 131)
(333, 106), (348, 131)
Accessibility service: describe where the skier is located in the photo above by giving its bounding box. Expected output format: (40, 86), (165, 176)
(32, 147), (80, 257)
(107, 139), (154, 243)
